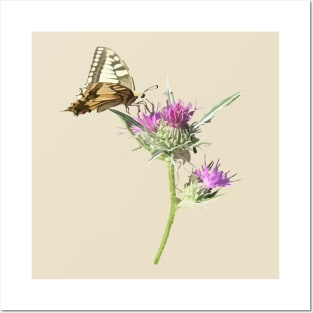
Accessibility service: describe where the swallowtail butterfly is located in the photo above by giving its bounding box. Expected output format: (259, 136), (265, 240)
(64, 47), (156, 116)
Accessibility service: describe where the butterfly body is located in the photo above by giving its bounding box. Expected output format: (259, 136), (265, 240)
(65, 47), (143, 116)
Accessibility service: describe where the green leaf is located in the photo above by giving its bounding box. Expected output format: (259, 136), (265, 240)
(109, 108), (152, 151)
(149, 149), (169, 161)
(109, 108), (143, 131)
(178, 193), (226, 210)
(192, 91), (241, 131)
(131, 146), (142, 152)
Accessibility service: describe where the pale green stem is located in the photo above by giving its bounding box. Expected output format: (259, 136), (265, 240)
(154, 158), (177, 264)
(153, 80), (177, 264)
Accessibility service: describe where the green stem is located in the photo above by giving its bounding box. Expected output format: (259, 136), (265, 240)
(154, 159), (177, 264)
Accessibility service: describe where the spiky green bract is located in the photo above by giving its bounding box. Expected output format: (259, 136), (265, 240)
(143, 120), (200, 162)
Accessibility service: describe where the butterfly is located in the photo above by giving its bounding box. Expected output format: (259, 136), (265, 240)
(64, 46), (157, 116)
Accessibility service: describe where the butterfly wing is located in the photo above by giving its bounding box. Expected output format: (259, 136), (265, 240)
(65, 82), (138, 116)
(81, 47), (135, 91)
(85, 83), (138, 113)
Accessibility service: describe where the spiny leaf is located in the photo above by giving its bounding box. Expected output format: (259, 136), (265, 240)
(192, 91), (241, 131)
(131, 146), (142, 152)
(109, 108), (143, 131)
(149, 149), (169, 161)
(109, 108), (152, 151)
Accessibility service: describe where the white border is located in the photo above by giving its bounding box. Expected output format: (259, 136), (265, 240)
(0, 0), (310, 310)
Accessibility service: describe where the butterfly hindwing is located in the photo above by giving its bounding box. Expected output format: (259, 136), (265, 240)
(86, 83), (137, 113)
(96, 84), (137, 112)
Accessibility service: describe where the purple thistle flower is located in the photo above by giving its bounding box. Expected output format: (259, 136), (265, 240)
(194, 160), (233, 189)
(132, 112), (161, 133)
(161, 99), (195, 128)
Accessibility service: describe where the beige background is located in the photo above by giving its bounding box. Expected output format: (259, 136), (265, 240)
(32, 32), (278, 278)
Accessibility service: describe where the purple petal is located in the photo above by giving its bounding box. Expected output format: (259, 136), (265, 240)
(193, 160), (233, 189)
(131, 112), (161, 133)
(161, 99), (195, 128)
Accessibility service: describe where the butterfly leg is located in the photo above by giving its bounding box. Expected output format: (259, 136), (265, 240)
(126, 105), (132, 114)
(135, 99), (153, 116)
(138, 99), (156, 116)
(139, 98), (155, 114)
(127, 102), (142, 116)
(144, 97), (154, 107)
(134, 102), (143, 117)
(75, 87), (85, 97)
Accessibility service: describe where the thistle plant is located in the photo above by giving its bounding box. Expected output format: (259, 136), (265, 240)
(110, 83), (240, 264)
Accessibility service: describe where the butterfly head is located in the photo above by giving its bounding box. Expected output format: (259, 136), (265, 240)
(64, 99), (91, 116)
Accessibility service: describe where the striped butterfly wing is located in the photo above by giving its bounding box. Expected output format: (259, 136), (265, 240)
(65, 47), (139, 116)
(80, 82), (138, 113)
(86, 47), (135, 91)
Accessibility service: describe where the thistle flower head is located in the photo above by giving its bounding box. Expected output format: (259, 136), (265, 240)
(179, 160), (236, 207)
(161, 99), (195, 128)
(194, 160), (232, 189)
(129, 100), (199, 160)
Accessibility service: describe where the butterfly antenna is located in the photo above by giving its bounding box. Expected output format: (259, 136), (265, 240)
(142, 84), (158, 96)
(140, 85), (158, 113)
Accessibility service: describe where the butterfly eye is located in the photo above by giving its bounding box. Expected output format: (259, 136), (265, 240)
(141, 94), (145, 98)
